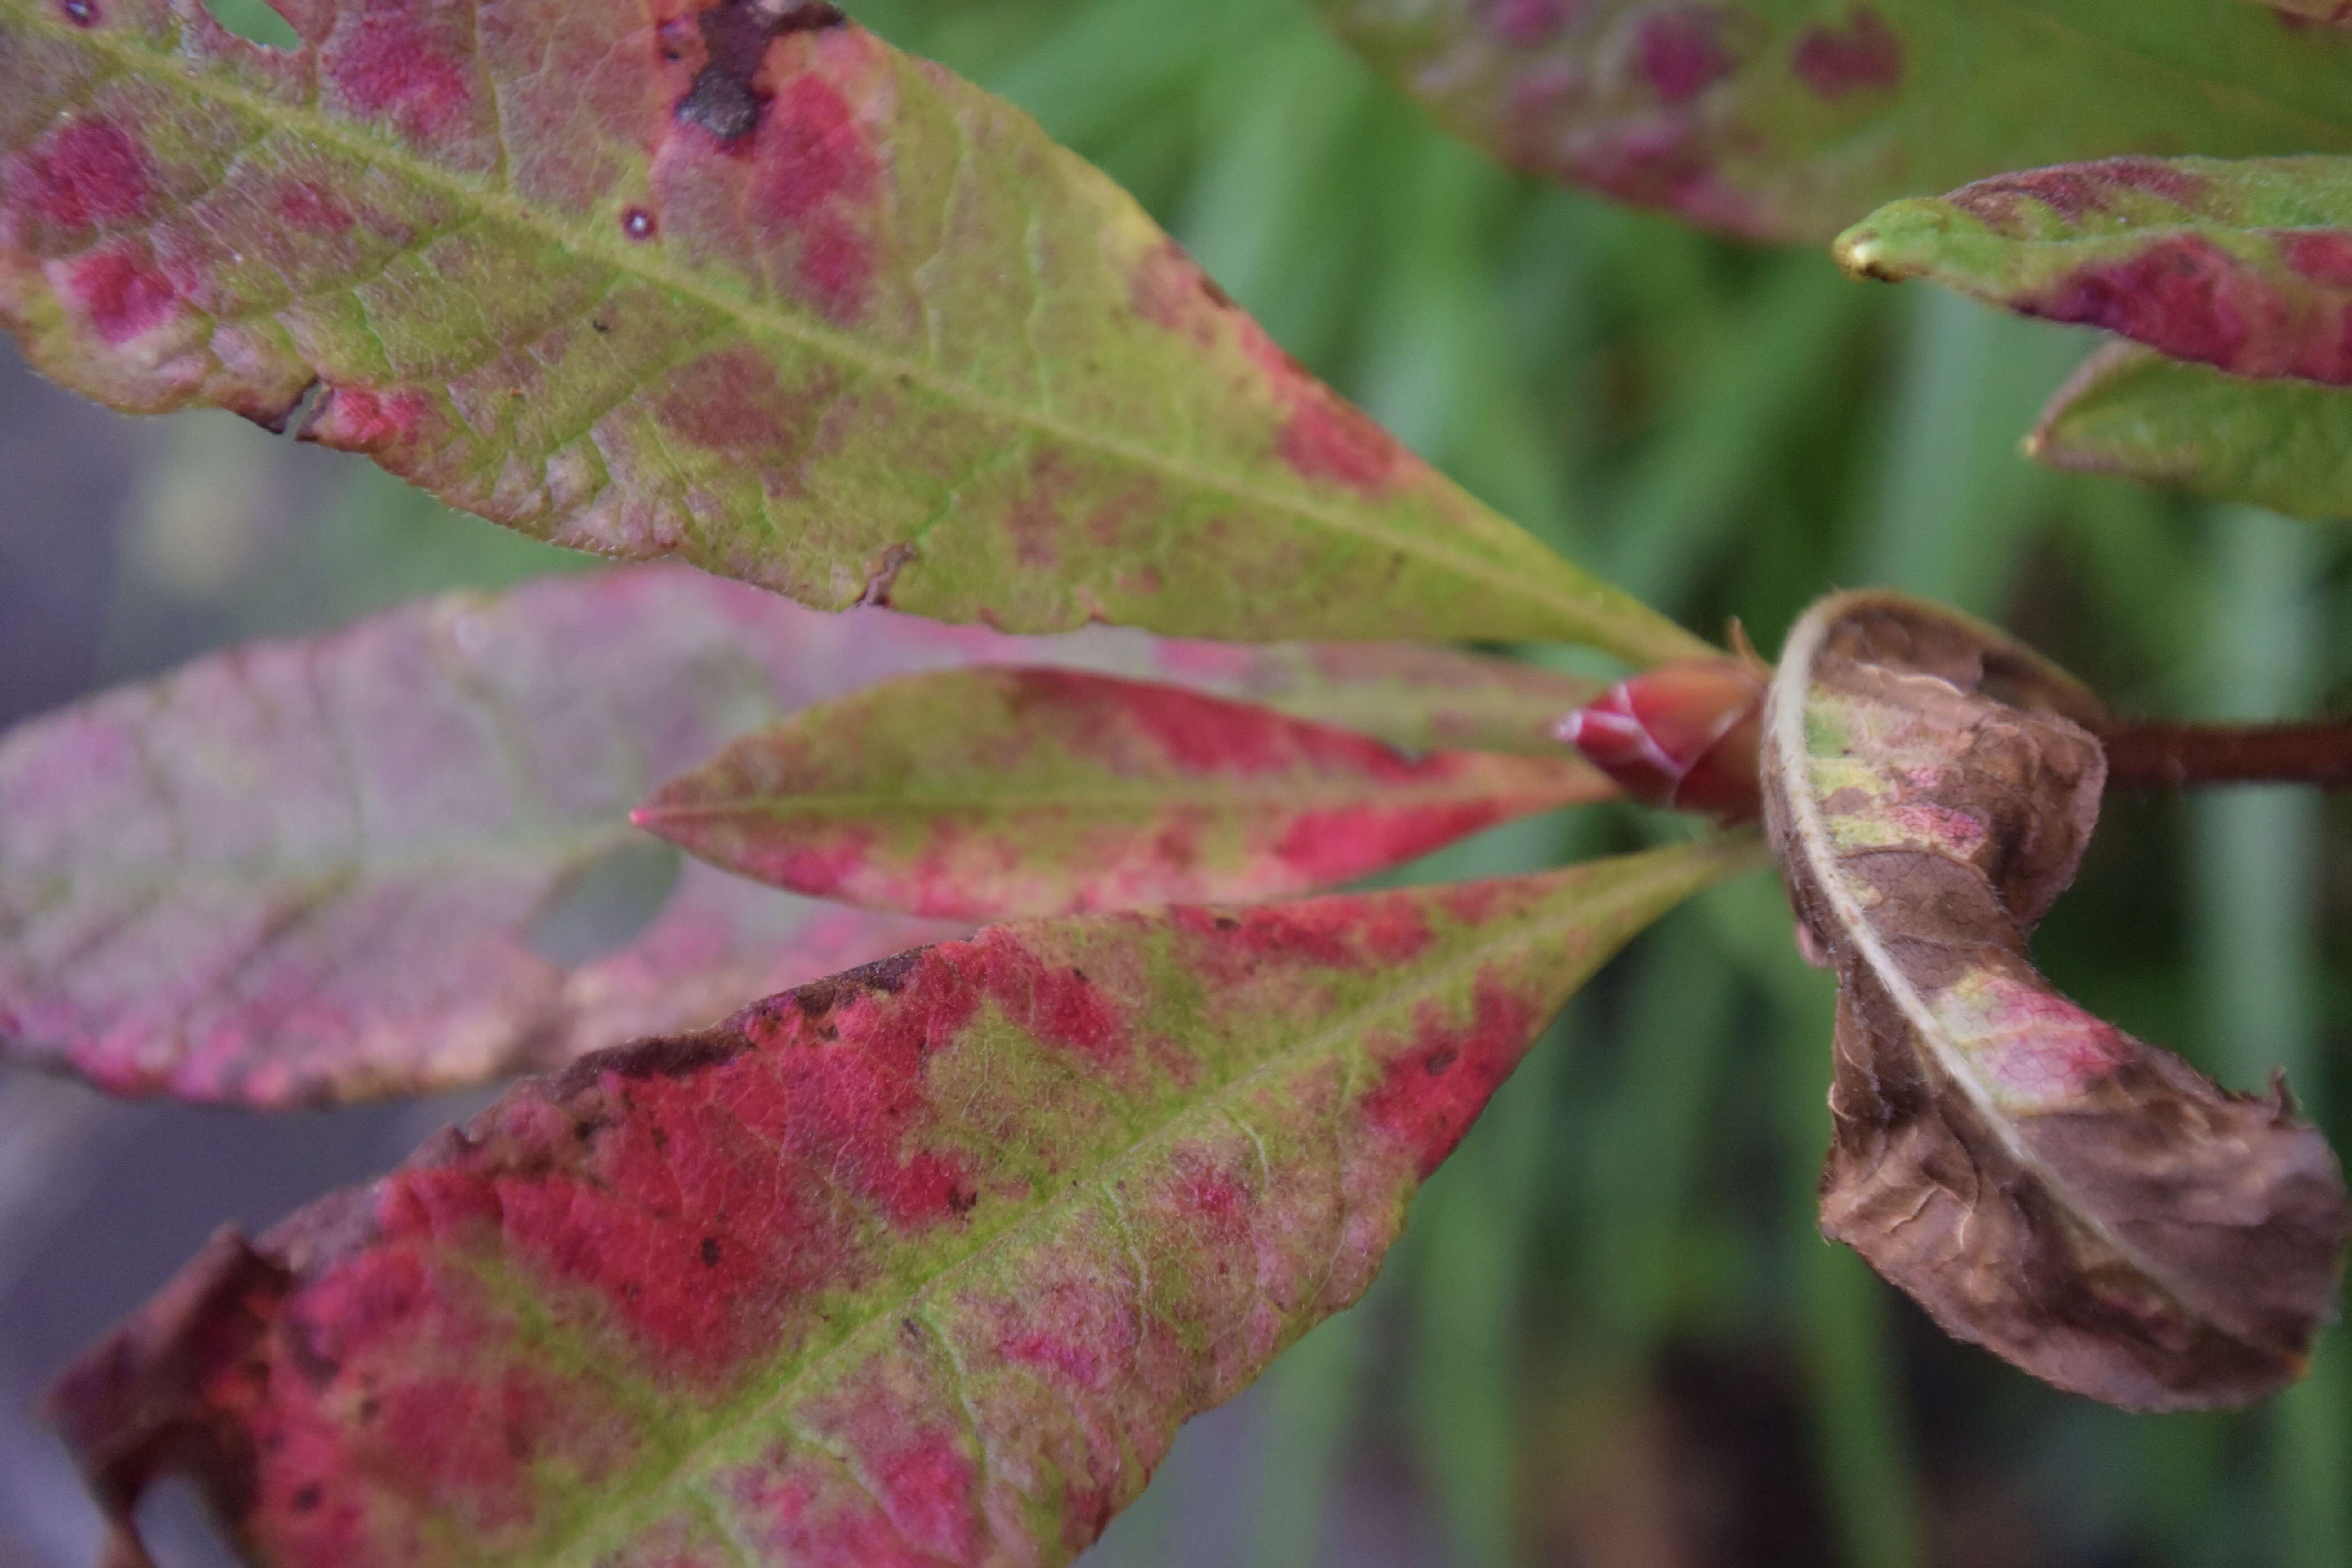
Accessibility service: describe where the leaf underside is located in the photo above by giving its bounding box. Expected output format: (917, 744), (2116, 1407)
(2031, 340), (2352, 521)
(1761, 591), (2348, 1411)
(0, 0), (1698, 661)
(635, 666), (1613, 922)
(0, 565), (1606, 1108)
(1312, 0), (2352, 244)
(1836, 155), (2352, 384)
(49, 838), (1757, 1568)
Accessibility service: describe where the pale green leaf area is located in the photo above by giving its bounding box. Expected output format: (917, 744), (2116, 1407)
(2033, 343), (2352, 523)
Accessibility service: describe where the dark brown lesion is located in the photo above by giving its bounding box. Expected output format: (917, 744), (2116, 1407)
(675, 0), (848, 144)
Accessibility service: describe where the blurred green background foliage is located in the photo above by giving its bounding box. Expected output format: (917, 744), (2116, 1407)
(7, 0), (2352, 1564)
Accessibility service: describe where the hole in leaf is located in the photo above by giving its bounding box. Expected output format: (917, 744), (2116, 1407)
(526, 838), (682, 968)
(200, 0), (298, 49)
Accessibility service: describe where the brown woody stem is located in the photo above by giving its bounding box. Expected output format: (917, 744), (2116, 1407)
(2098, 719), (2352, 791)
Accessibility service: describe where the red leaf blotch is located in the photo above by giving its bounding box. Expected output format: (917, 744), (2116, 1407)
(66, 246), (179, 343)
(1484, 0), (1573, 45)
(2280, 229), (2352, 289)
(1790, 8), (1902, 98)
(16, 118), (151, 231)
(1635, 7), (1737, 106)
(1944, 158), (2211, 235)
(961, 929), (1130, 1068)
(655, 346), (838, 492)
(303, 386), (433, 452)
(1359, 980), (1540, 1177)
(328, 9), (477, 142)
(1130, 241), (1406, 493)
(753, 72), (880, 322)
(1271, 802), (1513, 885)
(1172, 898), (1434, 976)
(2030, 235), (2258, 376)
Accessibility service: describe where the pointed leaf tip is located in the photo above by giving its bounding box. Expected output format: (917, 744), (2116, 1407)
(1763, 591), (2349, 1411)
(49, 840), (1751, 1566)
(0, 0), (1690, 659)
(1840, 156), (2352, 385)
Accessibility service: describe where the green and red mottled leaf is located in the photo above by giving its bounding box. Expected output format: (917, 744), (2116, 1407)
(1835, 156), (2352, 383)
(0, 0), (1699, 662)
(0, 565), (1607, 1107)
(1127, 639), (1604, 758)
(49, 836), (1758, 1568)
(2029, 341), (2352, 520)
(1761, 591), (2348, 1410)
(634, 667), (1612, 921)
(1312, 0), (2352, 244)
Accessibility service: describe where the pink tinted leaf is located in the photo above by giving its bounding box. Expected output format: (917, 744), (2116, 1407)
(633, 667), (1613, 921)
(2029, 340), (2352, 521)
(0, 566), (1621, 1108)
(1762, 591), (2349, 1410)
(1313, 0), (2352, 243)
(0, 568), (963, 1106)
(0, 0), (1700, 663)
(1835, 156), (2352, 383)
(49, 836), (1760, 1568)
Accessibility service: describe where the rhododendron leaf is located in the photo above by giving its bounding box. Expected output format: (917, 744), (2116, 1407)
(49, 836), (1758, 1568)
(0, 566), (1603, 1108)
(634, 667), (1613, 922)
(1761, 591), (2349, 1410)
(0, 0), (1699, 663)
(2030, 341), (2352, 521)
(1311, 0), (2352, 244)
(1836, 157), (2352, 383)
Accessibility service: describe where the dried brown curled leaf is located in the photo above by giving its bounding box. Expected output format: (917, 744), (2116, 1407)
(1761, 591), (2348, 1410)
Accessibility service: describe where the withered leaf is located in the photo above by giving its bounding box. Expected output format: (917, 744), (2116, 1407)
(1761, 591), (2348, 1410)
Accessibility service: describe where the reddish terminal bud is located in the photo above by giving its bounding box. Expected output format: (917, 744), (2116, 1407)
(1557, 657), (1765, 820)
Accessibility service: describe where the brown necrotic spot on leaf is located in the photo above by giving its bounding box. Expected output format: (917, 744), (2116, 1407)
(1761, 591), (2348, 1411)
(675, 0), (847, 143)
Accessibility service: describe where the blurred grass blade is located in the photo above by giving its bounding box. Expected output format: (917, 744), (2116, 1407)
(2192, 507), (2349, 1568)
(1852, 290), (2083, 615)
(2033, 343), (2352, 523)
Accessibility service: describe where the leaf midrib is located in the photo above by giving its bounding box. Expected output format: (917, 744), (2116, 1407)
(23, 8), (1691, 658)
(530, 845), (1737, 1566)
